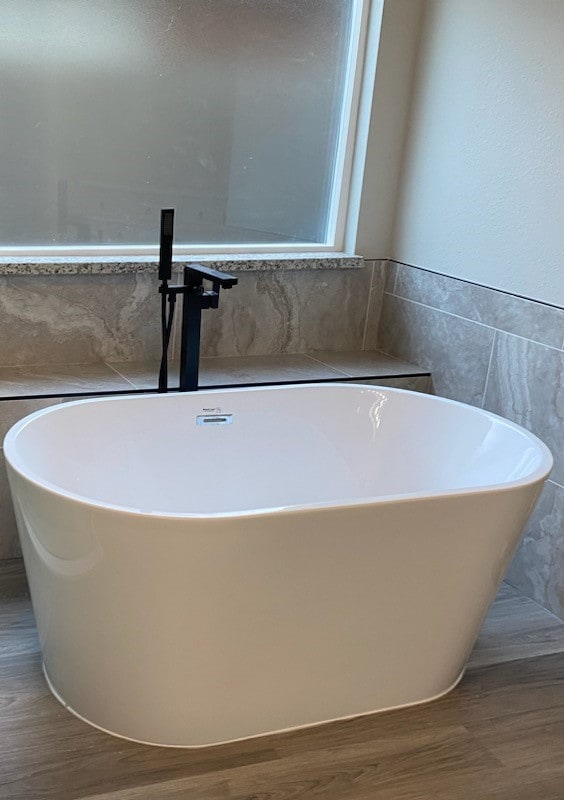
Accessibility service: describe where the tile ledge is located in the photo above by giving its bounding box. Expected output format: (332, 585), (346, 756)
(0, 351), (429, 401)
(0, 253), (365, 276)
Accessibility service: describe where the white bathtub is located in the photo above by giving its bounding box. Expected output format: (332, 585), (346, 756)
(4, 384), (552, 747)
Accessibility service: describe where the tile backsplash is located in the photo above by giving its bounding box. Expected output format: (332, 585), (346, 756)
(0, 261), (385, 367)
(195, 265), (381, 358)
(0, 274), (161, 366)
(378, 261), (564, 620)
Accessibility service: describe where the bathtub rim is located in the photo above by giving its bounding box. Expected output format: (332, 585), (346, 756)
(3, 383), (554, 520)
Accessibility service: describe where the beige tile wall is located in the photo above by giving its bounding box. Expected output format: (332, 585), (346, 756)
(0, 263), (386, 367)
(377, 260), (564, 620)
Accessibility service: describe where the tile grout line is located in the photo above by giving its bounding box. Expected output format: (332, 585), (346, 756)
(360, 261), (376, 351)
(103, 362), (138, 389)
(302, 354), (351, 378)
(371, 260), (388, 352)
(390, 259), (564, 313)
(393, 261), (400, 294)
(481, 330), (497, 409)
(549, 478), (564, 490)
(384, 292), (564, 353)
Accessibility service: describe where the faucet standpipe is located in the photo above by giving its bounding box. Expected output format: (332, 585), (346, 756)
(157, 209), (238, 393)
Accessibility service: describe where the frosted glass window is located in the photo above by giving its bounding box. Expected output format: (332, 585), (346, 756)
(0, 1), (359, 248)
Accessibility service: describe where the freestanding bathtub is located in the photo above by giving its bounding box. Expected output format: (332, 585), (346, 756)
(4, 384), (552, 747)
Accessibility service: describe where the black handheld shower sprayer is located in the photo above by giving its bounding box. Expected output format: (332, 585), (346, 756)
(157, 209), (238, 393)
(159, 208), (175, 283)
(158, 209), (176, 393)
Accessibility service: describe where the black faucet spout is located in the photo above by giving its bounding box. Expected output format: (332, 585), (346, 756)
(157, 210), (238, 393)
(177, 264), (238, 392)
(184, 263), (238, 290)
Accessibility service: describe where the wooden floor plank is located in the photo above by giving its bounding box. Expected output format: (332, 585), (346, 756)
(225, 732), (502, 798)
(466, 705), (564, 773)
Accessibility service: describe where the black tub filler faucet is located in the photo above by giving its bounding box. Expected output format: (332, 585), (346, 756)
(157, 208), (238, 393)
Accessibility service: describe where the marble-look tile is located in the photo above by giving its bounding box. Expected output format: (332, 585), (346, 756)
(378, 294), (495, 405)
(200, 355), (343, 387)
(108, 351), (428, 391)
(0, 274), (162, 366)
(384, 260), (398, 294)
(506, 481), (564, 621)
(187, 266), (374, 358)
(309, 349), (426, 379)
(0, 363), (132, 398)
(0, 459), (19, 559)
(350, 376), (432, 393)
(483, 332), (564, 485)
(109, 355), (346, 390)
(107, 361), (172, 391)
(393, 264), (564, 349)
(0, 399), (61, 442)
(361, 260), (387, 350)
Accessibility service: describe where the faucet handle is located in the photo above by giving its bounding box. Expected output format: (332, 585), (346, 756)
(201, 289), (220, 310)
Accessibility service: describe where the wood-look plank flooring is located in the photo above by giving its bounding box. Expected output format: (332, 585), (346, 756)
(1, 560), (564, 800)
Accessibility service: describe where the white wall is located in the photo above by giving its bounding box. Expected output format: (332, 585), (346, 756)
(392, 0), (564, 307)
(355, 0), (424, 258)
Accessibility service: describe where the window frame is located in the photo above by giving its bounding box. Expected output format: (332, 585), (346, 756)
(0, 0), (383, 260)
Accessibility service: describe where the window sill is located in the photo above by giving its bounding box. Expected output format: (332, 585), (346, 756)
(0, 252), (364, 276)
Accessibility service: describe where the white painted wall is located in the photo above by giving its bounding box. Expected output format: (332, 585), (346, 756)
(355, 0), (424, 258)
(392, 0), (564, 307)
